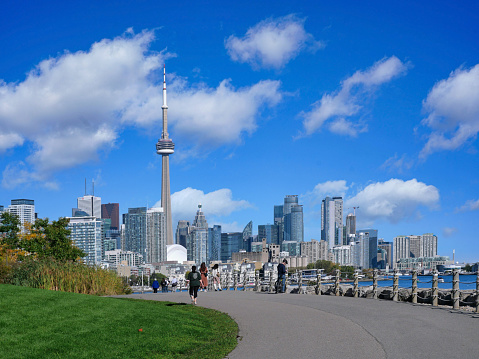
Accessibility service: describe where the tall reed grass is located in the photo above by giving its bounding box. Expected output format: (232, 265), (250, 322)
(5, 258), (131, 295)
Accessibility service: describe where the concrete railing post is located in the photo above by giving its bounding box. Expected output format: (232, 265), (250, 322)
(269, 271), (273, 293)
(298, 270), (303, 294)
(373, 269), (378, 299)
(353, 271), (359, 298)
(335, 269), (341, 296)
(316, 270), (322, 295)
(432, 271), (438, 307)
(233, 271), (238, 291)
(452, 269), (460, 310)
(476, 270), (479, 313)
(393, 269), (399, 302)
(243, 271), (247, 290)
(412, 270), (418, 304)
(255, 271), (260, 292)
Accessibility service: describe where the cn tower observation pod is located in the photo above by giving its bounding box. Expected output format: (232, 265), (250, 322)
(156, 138), (175, 154)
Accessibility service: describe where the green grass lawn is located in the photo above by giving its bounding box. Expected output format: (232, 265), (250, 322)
(0, 284), (238, 359)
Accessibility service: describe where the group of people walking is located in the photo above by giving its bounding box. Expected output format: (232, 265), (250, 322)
(187, 262), (222, 305)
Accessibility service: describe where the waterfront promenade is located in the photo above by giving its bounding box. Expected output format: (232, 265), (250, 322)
(115, 291), (479, 359)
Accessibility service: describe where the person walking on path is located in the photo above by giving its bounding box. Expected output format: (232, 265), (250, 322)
(161, 277), (167, 293)
(187, 265), (203, 305)
(152, 279), (160, 293)
(211, 264), (222, 291)
(171, 277), (178, 292)
(200, 262), (209, 292)
(277, 259), (288, 293)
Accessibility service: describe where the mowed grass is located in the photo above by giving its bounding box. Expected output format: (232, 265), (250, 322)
(0, 284), (238, 359)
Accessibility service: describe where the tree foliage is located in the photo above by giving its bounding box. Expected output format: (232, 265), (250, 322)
(0, 215), (85, 262)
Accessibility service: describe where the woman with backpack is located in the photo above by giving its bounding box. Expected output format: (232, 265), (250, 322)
(200, 262), (208, 292)
(187, 265), (203, 305)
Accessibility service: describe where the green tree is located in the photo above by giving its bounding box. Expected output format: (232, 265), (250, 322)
(21, 218), (85, 261)
(0, 212), (21, 249)
(463, 264), (472, 273)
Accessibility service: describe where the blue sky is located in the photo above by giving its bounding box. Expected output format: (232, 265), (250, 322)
(1, 1), (478, 262)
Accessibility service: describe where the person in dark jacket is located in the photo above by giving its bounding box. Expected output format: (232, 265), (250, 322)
(277, 259), (288, 293)
(152, 279), (160, 293)
(187, 265), (203, 305)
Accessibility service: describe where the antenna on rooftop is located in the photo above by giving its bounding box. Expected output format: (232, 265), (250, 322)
(84, 178), (87, 196)
(92, 179), (95, 196)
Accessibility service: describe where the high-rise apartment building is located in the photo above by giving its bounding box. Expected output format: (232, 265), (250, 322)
(345, 213), (356, 245)
(321, 196), (343, 250)
(274, 205), (284, 245)
(283, 195), (304, 243)
(68, 216), (103, 265)
(77, 195), (101, 218)
(258, 224), (279, 245)
(422, 233), (438, 257)
(123, 207), (147, 261)
(146, 207), (166, 263)
(101, 203), (119, 230)
(393, 234), (438, 268)
(357, 229), (378, 269)
(377, 239), (393, 269)
(5, 199), (36, 231)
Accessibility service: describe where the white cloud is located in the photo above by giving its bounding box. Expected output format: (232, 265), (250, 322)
(153, 187), (252, 226)
(300, 56), (408, 136)
(345, 179), (439, 224)
(304, 180), (348, 202)
(169, 79), (282, 149)
(0, 29), (283, 188)
(443, 227), (458, 238)
(456, 198), (479, 212)
(420, 64), (479, 158)
(225, 14), (322, 69)
(381, 153), (414, 173)
(0, 133), (24, 152)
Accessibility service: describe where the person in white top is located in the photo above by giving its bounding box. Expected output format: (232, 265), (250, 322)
(211, 264), (222, 291)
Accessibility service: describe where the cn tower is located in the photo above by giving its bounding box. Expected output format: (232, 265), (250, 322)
(156, 65), (175, 245)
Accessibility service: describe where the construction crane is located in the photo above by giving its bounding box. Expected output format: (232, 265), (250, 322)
(348, 206), (359, 216)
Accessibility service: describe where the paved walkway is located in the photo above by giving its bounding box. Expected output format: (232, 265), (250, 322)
(114, 291), (479, 359)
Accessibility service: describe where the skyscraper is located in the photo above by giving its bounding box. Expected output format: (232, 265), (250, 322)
(345, 213), (356, 245)
(156, 65), (175, 246)
(5, 199), (35, 231)
(146, 207), (166, 263)
(68, 216), (103, 265)
(283, 195), (303, 242)
(77, 195), (101, 218)
(101, 203), (119, 230)
(321, 196), (343, 250)
(187, 204), (208, 264)
(123, 207), (147, 260)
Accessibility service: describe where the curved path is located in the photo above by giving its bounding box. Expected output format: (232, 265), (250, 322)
(115, 291), (479, 359)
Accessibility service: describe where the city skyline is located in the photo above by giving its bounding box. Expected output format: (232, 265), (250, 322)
(0, 1), (478, 262)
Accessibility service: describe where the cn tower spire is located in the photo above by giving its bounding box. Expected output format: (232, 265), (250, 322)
(156, 65), (175, 246)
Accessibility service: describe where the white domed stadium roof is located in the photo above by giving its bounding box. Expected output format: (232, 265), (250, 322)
(167, 244), (187, 264)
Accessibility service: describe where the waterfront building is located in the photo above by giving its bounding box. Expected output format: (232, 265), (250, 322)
(345, 213), (356, 245)
(156, 66), (175, 246)
(394, 235), (410, 264)
(281, 240), (300, 257)
(4, 199), (36, 232)
(68, 216), (103, 265)
(300, 239), (325, 265)
(396, 256), (450, 271)
(377, 239), (393, 269)
(321, 196), (343, 250)
(101, 203), (119, 230)
(357, 229), (378, 269)
(283, 195), (304, 243)
(422, 233), (438, 257)
(146, 207), (166, 263)
(409, 235), (422, 258)
(104, 249), (143, 267)
(77, 195), (101, 218)
(393, 234), (438, 268)
(333, 245), (351, 266)
(208, 224), (222, 262)
(123, 207), (147, 261)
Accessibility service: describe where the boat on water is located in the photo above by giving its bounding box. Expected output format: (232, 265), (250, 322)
(438, 277), (445, 283)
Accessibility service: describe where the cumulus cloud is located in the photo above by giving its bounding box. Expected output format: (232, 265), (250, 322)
(443, 227), (458, 238)
(303, 180), (349, 206)
(456, 198), (479, 212)
(153, 187), (252, 226)
(0, 29), (283, 188)
(169, 79), (282, 149)
(300, 56), (408, 137)
(381, 153), (414, 173)
(345, 179), (439, 224)
(225, 14), (322, 69)
(420, 64), (479, 158)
